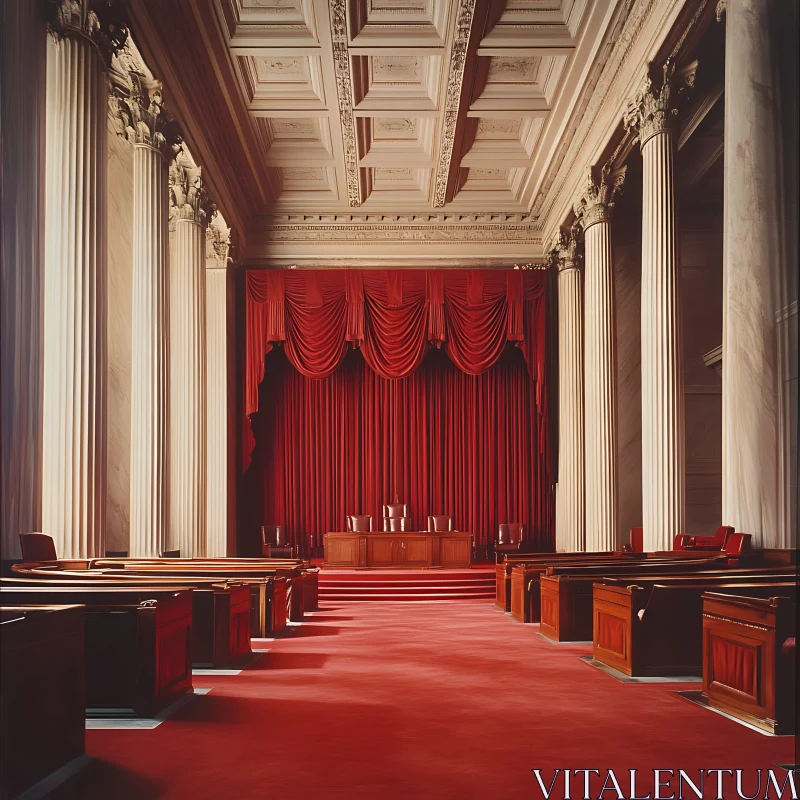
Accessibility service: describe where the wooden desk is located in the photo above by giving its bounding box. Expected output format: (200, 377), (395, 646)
(324, 532), (472, 569)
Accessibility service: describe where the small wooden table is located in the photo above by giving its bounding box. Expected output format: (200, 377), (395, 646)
(324, 532), (472, 569)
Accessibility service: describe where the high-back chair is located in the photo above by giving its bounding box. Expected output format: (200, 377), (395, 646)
(346, 515), (373, 533)
(382, 503), (411, 532)
(427, 515), (453, 532)
(497, 523), (523, 546)
(262, 524), (296, 558)
(18, 533), (58, 562)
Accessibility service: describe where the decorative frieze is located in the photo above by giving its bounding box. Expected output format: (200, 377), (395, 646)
(573, 163), (627, 231)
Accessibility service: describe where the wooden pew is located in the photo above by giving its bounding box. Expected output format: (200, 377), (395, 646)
(539, 561), (788, 641)
(1, 605), (85, 799)
(702, 591), (796, 734)
(591, 578), (796, 677)
(496, 552), (645, 612)
(3, 575), (252, 667)
(91, 558), (320, 612)
(510, 555), (724, 624)
(0, 586), (194, 716)
(16, 564), (291, 638)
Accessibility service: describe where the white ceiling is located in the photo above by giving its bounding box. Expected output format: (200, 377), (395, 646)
(212, 0), (622, 215)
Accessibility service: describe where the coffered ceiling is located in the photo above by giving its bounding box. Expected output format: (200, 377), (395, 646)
(210, 0), (619, 216)
(130, 0), (688, 265)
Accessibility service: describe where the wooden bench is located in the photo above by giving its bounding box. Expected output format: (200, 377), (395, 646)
(495, 551), (644, 612)
(510, 555), (723, 625)
(539, 561), (787, 641)
(16, 563), (293, 638)
(3, 575), (253, 667)
(0, 586), (194, 716)
(702, 591), (796, 734)
(1, 605), (85, 798)
(591, 578), (796, 677)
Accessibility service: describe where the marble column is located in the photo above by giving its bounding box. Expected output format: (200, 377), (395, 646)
(110, 61), (178, 558)
(169, 156), (214, 558)
(625, 61), (689, 552)
(553, 231), (585, 552)
(1, 1), (46, 559)
(206, 223), (232, 557)
(41, 3), (124, 558)
(574, 166), (626, 551)
(718, 0), (784, 546)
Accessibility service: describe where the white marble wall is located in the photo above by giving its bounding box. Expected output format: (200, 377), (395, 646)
(106, 117), (134, 554)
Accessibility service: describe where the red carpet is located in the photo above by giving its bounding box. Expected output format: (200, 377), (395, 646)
(52, 602), (794, 799)
(319, 567), (495, 601)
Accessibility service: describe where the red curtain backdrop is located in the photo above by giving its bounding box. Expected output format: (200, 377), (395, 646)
(250, 348), (552, 550)
(243, 268), (553, 551)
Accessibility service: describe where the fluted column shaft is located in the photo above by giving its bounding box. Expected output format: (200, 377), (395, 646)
(42, 32), (108, 558)
(1, 1), (46, 559)
(640, 127), (685, 552)
(129, 145), (170, 557)
(170, 219), (207, 557)
(206, 265), (229, 557)
(555, 260), (585, 552)
(584, 220), (618, 550)
(721, 0), (782, 546)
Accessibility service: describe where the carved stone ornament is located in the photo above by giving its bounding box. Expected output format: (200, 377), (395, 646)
(109, 42), (181, 159)
(573, 162), (627, 230)
(47, 0), (128, 64)
(206, 222), (232, 268)
(623, 58), (698, 147)
(433, 0), (477, 208)
(170, 154), (217, 228)
(548, 229), (582, 271)
(329, 0), (361, 207)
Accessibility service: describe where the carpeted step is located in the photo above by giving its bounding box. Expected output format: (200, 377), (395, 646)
(320, 591), (494, 603)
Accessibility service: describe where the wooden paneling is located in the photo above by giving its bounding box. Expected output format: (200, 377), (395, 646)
(324, 532), (471, 568)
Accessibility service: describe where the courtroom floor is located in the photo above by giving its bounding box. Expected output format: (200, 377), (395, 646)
(52, 601), (795, 799)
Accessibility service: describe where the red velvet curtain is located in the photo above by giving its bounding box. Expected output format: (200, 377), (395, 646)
(245, 269), (548, 472)
(250, 347), (552, 550)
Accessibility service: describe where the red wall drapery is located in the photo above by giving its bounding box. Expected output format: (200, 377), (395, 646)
(245, 268), (549, 472)
(250, 348), (552, 550)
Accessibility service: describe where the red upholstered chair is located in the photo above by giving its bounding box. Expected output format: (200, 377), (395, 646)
(382, 503), (411, 532)
(347, 515), (373, 533)
(673, 534), (691, 551)
(724, 532), (752, 558)
(262, 524), (296, 558)
(694, 525), (735, 549)
(427, 515), (453, 532)
(497, 523), (523, 546)
(18, 533), (57, 562)
(625, 526), (644, 553)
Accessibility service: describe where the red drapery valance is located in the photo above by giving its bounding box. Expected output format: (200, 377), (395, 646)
(245, 268), (549, 471)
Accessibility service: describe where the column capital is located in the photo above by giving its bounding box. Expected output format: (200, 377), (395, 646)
(47, 0), (128, 65)
(108, 41), (182, 160)
(169, 154), (216, 228)
(548, 228), (582, 272)
(206, 222), (233, 269)
(623, 59), (698, 147)
(573, 163), (627, 231)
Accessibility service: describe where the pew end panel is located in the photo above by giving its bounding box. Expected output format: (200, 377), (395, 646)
(702, 592), (797, 735)
(592, 584), (647, 676)
(0, 604), (86, 799)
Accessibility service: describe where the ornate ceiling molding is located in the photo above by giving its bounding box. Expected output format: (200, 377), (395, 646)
(532, 0), (653, 230)
(329, 0), (362, 207)
(432, 0), (477, 208)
